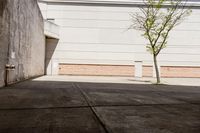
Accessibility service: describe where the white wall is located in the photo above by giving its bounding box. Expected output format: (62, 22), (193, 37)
(39, 2), (200, 75)
(38, 1), (47, 19)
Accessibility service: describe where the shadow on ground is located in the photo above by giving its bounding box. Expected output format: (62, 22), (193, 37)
(0, 79), (199, 133)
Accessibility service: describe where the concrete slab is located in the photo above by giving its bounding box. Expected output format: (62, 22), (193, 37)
(0, 81), (87, 109)
(0, 108), (105, 133)
(77, 83), (185, 106)
(157, 91), (200, 104)
(35, 76), (200, 86)
(95, 105), (200, 133)
(152, 85), (200, 104)
(0, 76), (200, 133)
(77, 82), (155, 91)
(152, 84), (200, 93)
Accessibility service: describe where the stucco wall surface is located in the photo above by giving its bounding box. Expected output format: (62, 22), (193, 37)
(38, 1), (200, 76)
(41, 3), (200, 66)
(0, 0), (45, 87)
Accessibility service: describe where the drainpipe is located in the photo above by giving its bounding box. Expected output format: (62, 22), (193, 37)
(5, 7), (11, 86)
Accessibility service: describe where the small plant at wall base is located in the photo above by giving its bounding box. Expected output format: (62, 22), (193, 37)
(129, 0), (191, 84)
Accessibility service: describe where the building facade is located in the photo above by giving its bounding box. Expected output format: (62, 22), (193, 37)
(38, 0), (200, 78)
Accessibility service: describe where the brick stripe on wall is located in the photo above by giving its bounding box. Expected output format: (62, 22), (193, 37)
(142, 65), (153, 77)
(59, 64), (200, 78)
(161, 66), (200, 78)
(59, 64), (135, 76)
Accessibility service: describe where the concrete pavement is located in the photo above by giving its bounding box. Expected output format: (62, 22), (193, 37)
(35, 75), (200, 86)
(0, 76), (199, 133)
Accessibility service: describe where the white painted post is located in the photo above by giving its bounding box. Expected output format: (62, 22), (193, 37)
(135, 61), (143, 78)
(52, 60), (59, 75)
(46, 59), (52, 75)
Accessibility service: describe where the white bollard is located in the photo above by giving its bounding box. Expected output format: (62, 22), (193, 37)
(135, 61), (143, 78)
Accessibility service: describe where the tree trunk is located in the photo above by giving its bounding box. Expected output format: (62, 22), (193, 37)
(153, 54), (160, 84)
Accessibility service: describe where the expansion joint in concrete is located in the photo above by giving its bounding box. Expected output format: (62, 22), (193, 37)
(0, 106), (91, 111)
(72, 83), (111, 133)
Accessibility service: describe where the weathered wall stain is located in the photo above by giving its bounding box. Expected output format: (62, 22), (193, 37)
(0, 0), (45, 87)
(0, 0), (7, 17)
(0, 0), (9, 86)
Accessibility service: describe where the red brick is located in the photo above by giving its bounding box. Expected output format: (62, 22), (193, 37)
(59, 64), (135, 76)
(161, 66), (200, 78)
(143, 65), (153, 77)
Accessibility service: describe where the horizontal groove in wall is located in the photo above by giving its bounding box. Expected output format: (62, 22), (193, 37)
(57, 42), (145, 45)
(46, 9), (200, 15)
(58, 26), (200, 31)
(56, 42), (200, 47)
(44, 17), (200, 23)
(46, 11), (200, 19)
(48, 18), (131, 21)
(46, 58), (200, 63)
(161, 66), (200, 68)
(59, 63), (133, 67)
(54, 26), (200, 32)
(47, 9), (135, 13)
(46, 50), (200, 55)
(44, 1), (200, 9)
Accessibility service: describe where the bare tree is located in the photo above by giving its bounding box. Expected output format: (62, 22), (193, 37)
(129, 0), (192, 83)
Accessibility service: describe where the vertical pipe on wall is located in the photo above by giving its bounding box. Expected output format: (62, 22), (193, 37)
(5, 1), (11, 86)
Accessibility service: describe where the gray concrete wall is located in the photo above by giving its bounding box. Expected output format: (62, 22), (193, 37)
(0, 0), (9, 86)
(0, 0), (45, 87)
